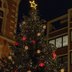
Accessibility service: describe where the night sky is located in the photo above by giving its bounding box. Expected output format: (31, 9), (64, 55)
(18, 0), (71, 22)
(17, 0), (71, 33)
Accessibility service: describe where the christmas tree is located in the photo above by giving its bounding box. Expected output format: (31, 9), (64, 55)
(0, 0), (60, 72)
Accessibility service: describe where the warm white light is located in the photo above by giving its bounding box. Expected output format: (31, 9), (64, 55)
(37, 33), (41, 36)
(37, 49), (41, 54)
(43, 25), (46, 29)
(22, 21), (26, 24)
(61, 68), (64, 72)
(27, 70), (31, 72)
(8, 56), (12, 60)
(25, 46), (29, 50)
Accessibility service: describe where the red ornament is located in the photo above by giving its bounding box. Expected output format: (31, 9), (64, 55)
(14, 42), (19, 46)
(32, 40), (36, 44)
(13, 67), (18, 72)
(14, 69), (18, 72)
(34, 66), (37, 69)
(52, 51), (57, 60)
(39, 63), (45, 67)
(22, 36), (27, 41)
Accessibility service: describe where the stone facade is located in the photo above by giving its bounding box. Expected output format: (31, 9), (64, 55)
(0, 0), (20, 58)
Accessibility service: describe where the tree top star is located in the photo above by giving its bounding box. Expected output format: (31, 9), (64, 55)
(29, 0), (37, 10)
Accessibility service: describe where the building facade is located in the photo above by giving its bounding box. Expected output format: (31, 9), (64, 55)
(47, 8), (72, 72)
(0, 0), (20, 58)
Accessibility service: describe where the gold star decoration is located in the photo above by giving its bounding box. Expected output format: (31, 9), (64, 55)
(29, 0), (37, 9)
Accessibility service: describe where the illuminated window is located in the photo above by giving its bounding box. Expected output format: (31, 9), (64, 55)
(49, 39), (55, 45)
(63, 35), (68, 47)
(56, 37), (62, 48)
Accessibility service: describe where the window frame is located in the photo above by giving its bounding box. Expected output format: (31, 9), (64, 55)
(70, 51), (72, 64)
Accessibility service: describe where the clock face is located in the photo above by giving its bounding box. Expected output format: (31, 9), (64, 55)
(56, 37), (62, 48)
(49, 39), (55, 45)
(63, 35), (68, 46)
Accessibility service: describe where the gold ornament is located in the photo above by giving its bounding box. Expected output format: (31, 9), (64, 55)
(27, 70), (31, 72)
(29, 0), (37, 10)
(37, 33), (41, 36)
(43, 25), (46, 29)
(37, 49), (41, 54)
(25, 46), (29, 50)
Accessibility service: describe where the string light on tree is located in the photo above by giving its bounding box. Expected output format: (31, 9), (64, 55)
(25, 46), (29, 50)
(37, 32), (41, 36)
(27, 70), (31, 72)
(60, 68), (64, 72)
(22, 21), (26, 25)
(8, 56), (12, 60)
(43, 25), (46, 29)
(37, 49), (41, 54)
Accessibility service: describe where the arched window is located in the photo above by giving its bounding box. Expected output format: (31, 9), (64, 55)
(0, 10), (3, 17)
(0, 0), (2, 7)
(0, 18), (2, 33)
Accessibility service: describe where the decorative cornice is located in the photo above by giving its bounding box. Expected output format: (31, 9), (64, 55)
(0, 35), (15, 43)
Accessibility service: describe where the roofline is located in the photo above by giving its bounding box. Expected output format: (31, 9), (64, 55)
(0, 35), (15, 43)
(47, 14), (68, 23)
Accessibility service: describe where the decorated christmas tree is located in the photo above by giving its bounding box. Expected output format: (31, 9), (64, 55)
(0, 0), (60, 72)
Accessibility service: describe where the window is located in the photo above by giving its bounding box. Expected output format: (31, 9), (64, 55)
(56, 37), (62, 48)
(0, 0), (2, 7)
(71, 30), (72, 42)
(63, 35), (68, 47)
(0, 10), (3, 17)
(48, 35), (68, 48)
(0, 18), (2, 33)
(49, 39), (55, 46)
(0, 42), (4, 58)
(70, 51), (72, 64)
(69, 10), (72, 22)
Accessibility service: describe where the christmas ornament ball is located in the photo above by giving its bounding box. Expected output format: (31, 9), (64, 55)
(39, 63), (45, 67)
(22, 36), (27, 41)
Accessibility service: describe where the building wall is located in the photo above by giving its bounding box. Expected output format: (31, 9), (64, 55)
(0, 0), (20, 58)
(47, 8), (72, 72)
(3, 0), (20, 39)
